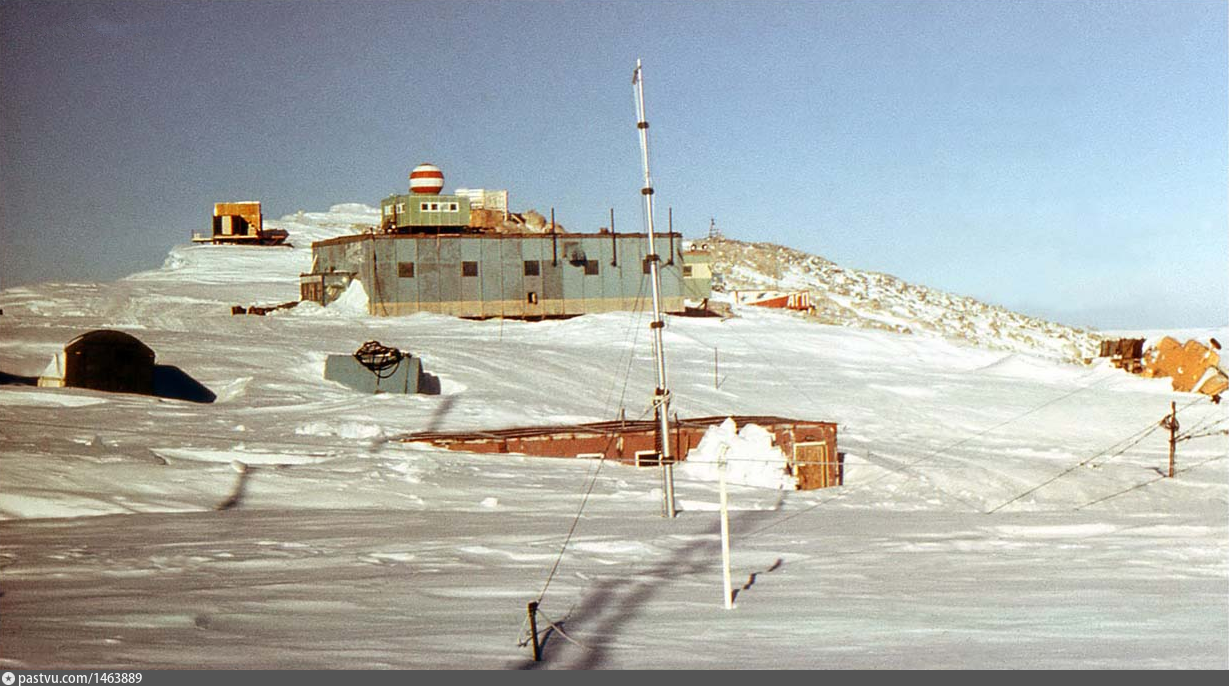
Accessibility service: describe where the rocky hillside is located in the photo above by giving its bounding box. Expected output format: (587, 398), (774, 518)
(699, 237), (1100, 364)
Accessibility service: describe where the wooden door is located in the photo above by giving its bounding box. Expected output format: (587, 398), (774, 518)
(793, 442), (830, 490)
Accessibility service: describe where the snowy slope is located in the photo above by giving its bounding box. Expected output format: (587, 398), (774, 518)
(0, 206), (1225, 669)
(702, 237), (1101, 363)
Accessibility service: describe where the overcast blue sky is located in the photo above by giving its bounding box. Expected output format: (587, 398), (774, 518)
(1, 0), (1224, 329)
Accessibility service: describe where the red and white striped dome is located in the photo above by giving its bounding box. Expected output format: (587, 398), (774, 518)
(409, 163), (445, 195)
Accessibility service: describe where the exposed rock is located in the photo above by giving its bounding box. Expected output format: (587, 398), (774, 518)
(700, 236), (1100, 364)
(523, 210), (547, 231)
(519, 209), (564, 234)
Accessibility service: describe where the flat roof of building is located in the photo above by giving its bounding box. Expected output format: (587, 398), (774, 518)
(311, 231), (684, 249)
(396, 415), (836, 444)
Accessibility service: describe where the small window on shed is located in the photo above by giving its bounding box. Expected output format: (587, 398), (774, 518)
(683, 265), (694, 277)
(584, 260), (599, 276)
(634, 450), (662, 467)
(398, 262), (415, 278)
(396, 203), (405, 213)
(461, 261), (479, 277)
(523, 260), (540, 276)
(420, 202), (429, 211)
(430, 203), (440, 211)
(527, 291), (538, 304)
(449, 202), (459, 212)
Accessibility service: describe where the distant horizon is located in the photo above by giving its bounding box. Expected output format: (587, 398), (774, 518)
(2, 0), (1225, 330)
(7, 196), (1222, 335)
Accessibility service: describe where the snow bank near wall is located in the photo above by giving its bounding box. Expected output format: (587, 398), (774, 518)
(328, 279), (369, 314)
(679, 418), (795, 490)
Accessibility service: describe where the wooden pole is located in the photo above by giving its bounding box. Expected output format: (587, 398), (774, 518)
(610, 207), (617, 266)
(667, 206), (674, 264)
(1168, 401), (1177, 478)
(527, 601), (542, 661)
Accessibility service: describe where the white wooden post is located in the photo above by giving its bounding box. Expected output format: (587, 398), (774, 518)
(718, 445), (734, 609)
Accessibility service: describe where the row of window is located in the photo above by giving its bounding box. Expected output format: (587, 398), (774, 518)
(393, 259), (693, 278)
(384, 202), (461, 215)
(396, 260), (606, 278)
(389, 273), (546, 305)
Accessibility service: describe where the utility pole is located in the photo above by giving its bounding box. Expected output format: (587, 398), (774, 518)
(633, 59), (677, 518)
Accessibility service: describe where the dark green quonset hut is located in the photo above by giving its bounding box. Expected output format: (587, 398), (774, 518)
(63, 330), (155, 395)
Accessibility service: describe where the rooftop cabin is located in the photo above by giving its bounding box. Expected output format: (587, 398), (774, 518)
(380, 193), (472, 233)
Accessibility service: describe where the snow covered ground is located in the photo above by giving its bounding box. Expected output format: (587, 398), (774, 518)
(1, 206), (1225, 668)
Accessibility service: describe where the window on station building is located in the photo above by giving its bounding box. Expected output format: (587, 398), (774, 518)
(683, 265), (694, 277)
(584, 260), (599, 276)
(398, 262), (415, 278)
(461, 261), (479, 277)
(526, 291), (538, 304)
(523, 260), (540, 276)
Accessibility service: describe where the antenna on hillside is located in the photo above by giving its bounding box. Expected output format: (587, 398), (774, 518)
(708, 217), (722, 240)
(633, 58), (677, 519)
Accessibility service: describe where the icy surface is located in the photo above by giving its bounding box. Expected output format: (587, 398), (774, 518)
(0, 205), (1225, 668)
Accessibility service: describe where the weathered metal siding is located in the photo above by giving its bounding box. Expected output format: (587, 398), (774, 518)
(393, 237), (418, 311)
(455, 239), (479, 315)
(480, 241), (503, 318)
(560, 238), (585, 316)
(440, 240), (463, 313)
(368, 238), (395, 315)
(504, 239), (532, 317)
(307, 233), (693, 317)
(541, 239), (564, 315)
(417, 240), (441, 312)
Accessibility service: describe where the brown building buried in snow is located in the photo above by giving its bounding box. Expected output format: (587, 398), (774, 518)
(400, 415), (841, 490)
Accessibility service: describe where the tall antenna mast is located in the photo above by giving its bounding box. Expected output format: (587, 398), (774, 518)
(633, 59), (677, 518)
